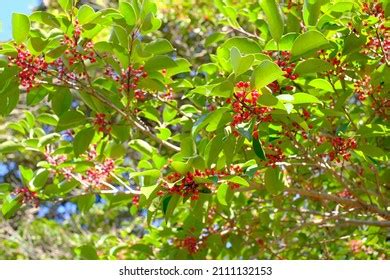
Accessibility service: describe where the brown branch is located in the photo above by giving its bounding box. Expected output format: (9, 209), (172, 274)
(245, 182), (390, 220)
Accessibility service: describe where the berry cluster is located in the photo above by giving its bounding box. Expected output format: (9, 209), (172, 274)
(82, 158), (115, 187)
(338, 188), (353, 199)
(8, 45), (48, 92)
(94, 113), (112, 134)
(328, 137), (357, 162)
(175, 236), (206, 255)
(161, 84), (174, 100)
(362, 1), (385, 19)
(354, 75), (382, 101)
(317, 50), (347, 78)
(105, 65), (148, 99)
(360, 0), (389, 64)
(179, 236), (200, 255)
(61, 19), (96, 66)
(264, 51), (297, 93)
(159, 165), (244, 200)
(45, 151), (67, 166)
(265, 143), (285, 168)
(227, 81), (272, 136)
(14, 187), (39, 207)
(63, 38), (96, 66)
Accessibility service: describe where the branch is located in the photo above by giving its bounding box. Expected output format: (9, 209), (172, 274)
(246, 182), (390, 220)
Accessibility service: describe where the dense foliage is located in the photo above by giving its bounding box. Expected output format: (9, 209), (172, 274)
(0, 0), (389, 260)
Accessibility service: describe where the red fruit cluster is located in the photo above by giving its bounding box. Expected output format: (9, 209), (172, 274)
(161, 85), (174, 100)
(265, 143), (285, 168)
(45, 152), (67, 166)
(264, 51), (297, 93)
(328, 137), (357, 162)
(117, 65), (148, 99)
(362, 1), (385, 19)
(317, 51), (347, 78)
(14, 187), (39, 207)
(94, 113), (112, 134)
(227, 82), (272, 136)
(8, 45), (48, 92)
(82, 158), (115, 187)
(354, 75), (382, 101)
(362, 6), (390, 65)
(61, 20), (96, 65)
(338, 188), (353, 199)
(159, 165), (244, 200)
(180, 236), (200, 255)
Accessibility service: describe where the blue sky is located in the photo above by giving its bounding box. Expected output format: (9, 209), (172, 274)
(0, 0), (41, 41)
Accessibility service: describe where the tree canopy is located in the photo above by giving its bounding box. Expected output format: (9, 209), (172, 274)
(0, 0), (389, 260)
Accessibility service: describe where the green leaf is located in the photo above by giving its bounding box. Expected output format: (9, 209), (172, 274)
(73, 127), (95, 157)
(1, 195), (22, 219)
(129, 139), (154, 158)
(205, 134), (224, 166)
(260, 0), (284, 43)
(205, 32), (225, 47)
(28, 37), (48, 54)
(264, 167), (284, 194)
(162, 195), (180, 222)
(358, 145), (388, 161)
(292, 92), (322, 104)
(144, 39), (174, 55)
(46, 45), (67, 62)
(26, 87), (48, 106)
(31, 169), (50, 190)
(226, 176), (249, 187)
(294, 58), (332, 75)
(119, 1), (136, 26)
(38, 133), (61, 147)
(76, 194), (95, 214)
(51, 88), (72, 116)
(58, 0), (72, 12)
(75, 244), (98, 260)
(309, 78), (333, 92)
(56, 110), (86, 131)
(156, 127), (171, 141)
(29, 11), (60, 28)
(291, 31), (329, 58)
(251, 60), (284, 89)
(211, 80), (234, 98)
(19, 166), (34, 186)
(130, 169), (161, 179)
(264, 33), (299, 51)
(0, 141), (24, 154)
(230, 47), (254, 76)
(12, 13), (30, 43)
(303, 0), (329, 26)
(0, 81), (20, 117)
(78, 5), (96, 24)
(144, 55), (177, 71)
(171, 161), (190, 174)
(217, 183), (229, 206)
(253, 138), (266, 160)
(37, 113), (59, 126)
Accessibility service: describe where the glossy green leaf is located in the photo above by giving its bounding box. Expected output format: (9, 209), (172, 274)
(12, 13), (30, 43)
(251, 60), (284, 89)
(291, 30), (329, 57)
(56, 111), (86, 131)
(230, 47), (254, 76)
(253, 138), (266, 160)
(260, 0), (284, 43)
(73, 127), (95, 157)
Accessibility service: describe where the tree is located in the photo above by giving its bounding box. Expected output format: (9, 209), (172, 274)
(0, 0), (389, 260)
